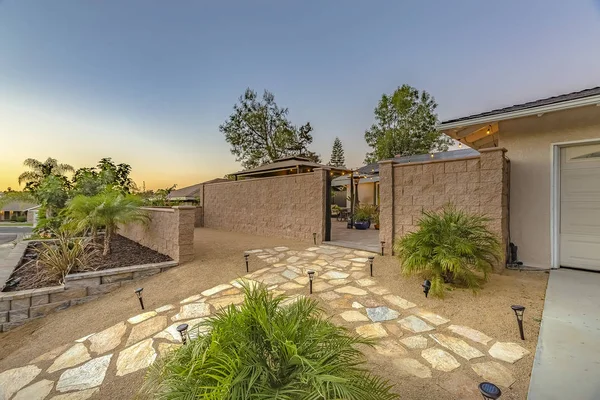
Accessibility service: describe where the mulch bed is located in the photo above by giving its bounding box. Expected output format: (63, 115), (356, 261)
(3, 235), (172, 292)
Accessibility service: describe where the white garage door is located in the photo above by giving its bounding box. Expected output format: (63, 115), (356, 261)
(560, 144), (600, 271)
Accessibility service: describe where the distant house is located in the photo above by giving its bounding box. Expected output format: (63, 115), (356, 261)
(167, 178), (229, 203)
(0, 201), (40, 222)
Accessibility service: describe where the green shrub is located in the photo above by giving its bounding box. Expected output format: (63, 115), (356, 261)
(353, 204), (377, 222)
(15, 215), (27, 222)
(142, 284), (399, 399)
(394, 205), (501, 297)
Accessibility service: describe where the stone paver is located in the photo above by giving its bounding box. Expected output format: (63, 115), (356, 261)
(366, 306), (399, 322)
(393, 358), (432, 378)
(398, 315), (435, 333)
(56, 355), (112, 392)
(471, 361), (516, 388)
(430, 333), (484, 360)
(447, 325), (493, 345)
(421, 348), (461, 372)
(488, 342), (530, 363)
(0, 365), (41, 399)
(0, 243), (529, 399)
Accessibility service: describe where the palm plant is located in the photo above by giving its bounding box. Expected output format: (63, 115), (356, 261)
(88, 191), (148, 256)
(18, 157), (74, 190)
(66, 194), (104, 242)
(394, 205), (502, 297)
(142, 284), (399, 399)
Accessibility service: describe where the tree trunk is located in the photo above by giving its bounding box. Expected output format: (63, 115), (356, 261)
(91, 226), (97, 243)
(103, 228), (112, 256)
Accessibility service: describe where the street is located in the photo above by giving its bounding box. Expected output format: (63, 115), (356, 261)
(0, 226), (33, 235)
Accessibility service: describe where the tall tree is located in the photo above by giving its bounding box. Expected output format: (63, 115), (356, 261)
(364, 85), (452, 163)
(220, 88), (320, 169)
(329, 137), (346, 167)
(18, 157), (74, 191)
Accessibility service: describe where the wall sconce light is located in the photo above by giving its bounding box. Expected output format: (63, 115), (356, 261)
(244, 252), (249, 273)
(380, 241), (385, 256)
(135, 288), (144, 310)
(368, 256), (375, 277)
(307, 270), (315, 294)
(511, 305), (526, 340)
(486, 125), (492, 135)
(422, 280), (431, 298)
(176, 323), (189, 345)
(478, 382), (502, 399)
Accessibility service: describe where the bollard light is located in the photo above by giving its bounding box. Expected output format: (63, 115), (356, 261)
(368, 256), (375, 277)
(313, 232), (317, 245)
(511, 305), (526, 340)
(307, 270), (315, 294)
(176, 323), (189, 345)
(244, 252), (249, 273)
(422, 280), (431, 298)
(135, 288), (144, 310)
(380, 241), (385, 256)
(478, 382), (502, 399)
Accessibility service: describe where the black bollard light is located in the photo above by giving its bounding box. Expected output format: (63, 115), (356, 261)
(176, 323), (189, 345)
(307, 270), (315, 294)
(368, 256), (375, 277)
(134, 288), (144, 310)
(380, 241), (385, 256)
(511, 305), (526, 340)
(244, 252), (249, 273)
(313, 232), (317, 245)
(478, 382), (502, 399)
(422, 280), (431, 298)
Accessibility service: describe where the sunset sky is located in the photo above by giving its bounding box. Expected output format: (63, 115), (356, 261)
(1, 1), (600, 191)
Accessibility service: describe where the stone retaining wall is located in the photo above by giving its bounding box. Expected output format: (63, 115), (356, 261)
(202, 169), (328, 242)
(118, 206), (195, 263)
(0, 260), (177, 332)
(379, 148), (510, 266)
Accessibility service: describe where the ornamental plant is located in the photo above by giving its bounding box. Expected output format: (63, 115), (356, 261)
(142, 284), (399, 399)
(394, 205), (502, 297)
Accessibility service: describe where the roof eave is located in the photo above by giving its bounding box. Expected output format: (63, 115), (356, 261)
(438, 95), (600, 131)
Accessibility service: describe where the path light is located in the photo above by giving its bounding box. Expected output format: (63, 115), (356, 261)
(422, 280), (431, 298)
(313, 232), (317, 245)
(478, 382), (502, 399)
(511, 305), (526, 340)
(244, 252), (249, 273)
(380, 241), (385, 256)
(176, 323), (189, 345)
(307, 270), (315, 294)
(368, 256), (375, 277)
(134, 288), (144, 310)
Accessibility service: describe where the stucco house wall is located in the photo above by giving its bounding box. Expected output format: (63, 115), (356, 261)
(497, 105), (600, 268)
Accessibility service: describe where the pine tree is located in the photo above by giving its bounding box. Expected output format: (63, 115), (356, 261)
(329, 137), (345, 167)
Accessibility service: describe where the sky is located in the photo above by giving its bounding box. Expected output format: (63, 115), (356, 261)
(1, 1), (600, 191)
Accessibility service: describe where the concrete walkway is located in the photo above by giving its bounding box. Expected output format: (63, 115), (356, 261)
(528, 269), (600, 399)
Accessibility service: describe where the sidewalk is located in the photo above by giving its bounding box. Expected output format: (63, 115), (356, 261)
(528, 269), (600, 399)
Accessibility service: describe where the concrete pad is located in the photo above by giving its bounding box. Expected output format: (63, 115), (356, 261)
(529, 269), (600, 400)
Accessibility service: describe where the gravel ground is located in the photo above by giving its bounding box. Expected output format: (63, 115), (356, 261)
(0, 229), (548, 399)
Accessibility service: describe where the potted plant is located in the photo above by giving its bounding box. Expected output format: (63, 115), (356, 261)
(331, 204), (341, 217)
(353, 205), (372, 230)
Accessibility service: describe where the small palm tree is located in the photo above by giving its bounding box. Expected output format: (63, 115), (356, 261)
(394, 205), (502, 297)
(18, 157), (74, 190)
(142, 284), (399, 399)
(66, 194), (104, 242)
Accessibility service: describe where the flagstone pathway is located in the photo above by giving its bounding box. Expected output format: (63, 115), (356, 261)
(0, 245), (531, 399)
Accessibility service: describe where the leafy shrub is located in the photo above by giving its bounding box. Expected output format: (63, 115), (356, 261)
(35, 227), (100, 284)
(394, 205), (501, 297)
(354, 204), (377, 222)
(15, 215), (27, 222)
(142, 284), (399, 399)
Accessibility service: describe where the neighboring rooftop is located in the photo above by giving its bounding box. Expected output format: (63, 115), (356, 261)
(167, 178), (229, 200)
(231, 156), (348, 179)
(441, 87), (600, 126)
(0, 201), (39, 212)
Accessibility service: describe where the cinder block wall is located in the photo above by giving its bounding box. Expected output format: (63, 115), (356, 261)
(202, 170), (327, 242)
(119, 206), (195, 263)
(379, 148), (510, 266)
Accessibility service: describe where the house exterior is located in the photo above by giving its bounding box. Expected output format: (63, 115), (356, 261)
(438, 87), (600, 271)
(0, 201), (39, 222)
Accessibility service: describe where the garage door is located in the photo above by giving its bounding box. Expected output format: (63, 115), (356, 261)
(560, 144), (600, 271)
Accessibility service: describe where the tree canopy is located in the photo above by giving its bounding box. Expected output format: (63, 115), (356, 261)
(364, 85), (452, 163)
(18, 157), (74, 191)
(329, 137), (346, 167)
(220, 88), (320, 169)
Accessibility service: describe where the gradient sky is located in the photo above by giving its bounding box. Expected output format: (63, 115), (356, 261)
(1, 1), (600, 190)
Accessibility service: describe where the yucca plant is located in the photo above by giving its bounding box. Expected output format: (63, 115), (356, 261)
(35, 227), (100, 284)
(394, 205), (502, 297)
(142, 284), (399, 399)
